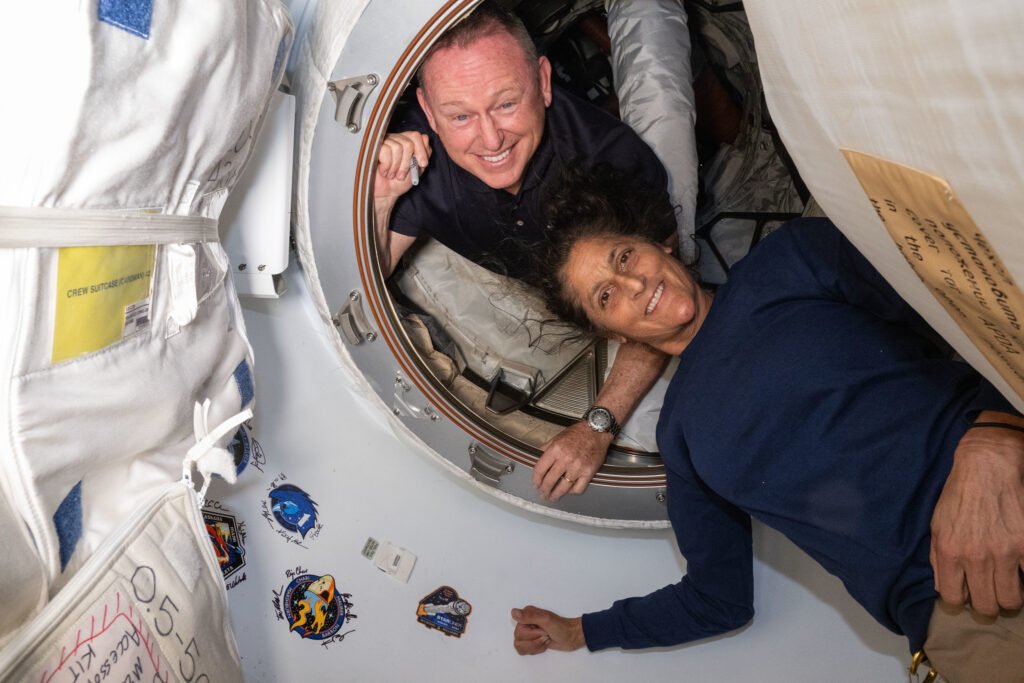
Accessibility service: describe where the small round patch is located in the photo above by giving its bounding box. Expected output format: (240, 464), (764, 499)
(282, 573), (351, 640)
(268, 484), (319, 539)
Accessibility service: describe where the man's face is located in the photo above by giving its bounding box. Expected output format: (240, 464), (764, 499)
(417, 31), (552, 195)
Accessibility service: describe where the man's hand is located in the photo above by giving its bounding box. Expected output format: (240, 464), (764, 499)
(374, 132), (431, 201)
(533, 421), (612, 501)
(511, 606), (586, 655)
(373, 132), (430, 276)
(930, 414), (1024, 616)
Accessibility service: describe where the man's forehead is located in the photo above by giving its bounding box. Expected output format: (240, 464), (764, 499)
(420, 31), (536, 92)
(432, 84), (525, 110)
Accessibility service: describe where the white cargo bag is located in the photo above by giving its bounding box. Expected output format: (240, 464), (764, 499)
(0, 0), (292, 646)
(0, 483), (242, 683)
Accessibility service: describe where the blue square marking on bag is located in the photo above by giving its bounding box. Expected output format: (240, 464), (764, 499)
(98, 0), (153, 40)
(54, 481), (83, 572)
(234, 359), (255, 408)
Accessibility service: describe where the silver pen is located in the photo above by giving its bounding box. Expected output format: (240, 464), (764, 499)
(410, 155), (421, 186)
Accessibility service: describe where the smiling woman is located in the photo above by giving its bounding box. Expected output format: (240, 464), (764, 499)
(515, 184), (1024, 679)
(562, 237), (711, 354)
(537, 163), (712, 354)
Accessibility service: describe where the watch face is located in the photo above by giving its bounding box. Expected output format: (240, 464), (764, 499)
(589, 408), (613, 431)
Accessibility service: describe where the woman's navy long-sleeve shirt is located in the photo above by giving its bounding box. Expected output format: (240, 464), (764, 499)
(582, 218), (1016, 653)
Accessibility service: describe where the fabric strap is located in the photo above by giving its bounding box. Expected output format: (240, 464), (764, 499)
(184, 399), (254, 500)
(0, 206), (219, 247)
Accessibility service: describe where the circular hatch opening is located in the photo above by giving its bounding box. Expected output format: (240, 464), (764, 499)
(304, 0), (806, 522)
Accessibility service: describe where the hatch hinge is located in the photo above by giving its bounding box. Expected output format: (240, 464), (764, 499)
(467, 443), (515, 488)
(327, 74), (379, 133)
(333, 290), (377, 345)
(391, 371), (440, 422)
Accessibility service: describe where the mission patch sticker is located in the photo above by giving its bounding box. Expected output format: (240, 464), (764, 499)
(272, 567), (356, 648)
(416, 586), (472, 638)
(202, 504), (246, 589)
(260, 474), (322, 548)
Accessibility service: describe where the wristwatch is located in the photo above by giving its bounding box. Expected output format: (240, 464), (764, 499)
(584, 405), (621, 437)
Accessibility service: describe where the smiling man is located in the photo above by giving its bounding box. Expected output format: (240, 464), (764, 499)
(373, 2), (674, 501)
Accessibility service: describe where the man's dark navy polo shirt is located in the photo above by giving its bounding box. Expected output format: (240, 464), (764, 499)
(389, 87), (670, 279)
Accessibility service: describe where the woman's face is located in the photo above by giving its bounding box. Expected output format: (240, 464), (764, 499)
(561, 235), (711, 354)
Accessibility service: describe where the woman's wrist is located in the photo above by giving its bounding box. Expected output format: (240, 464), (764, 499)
(969, 410), (1024, 433)
(960, 411), (1024, 473)
(568, 616), (587, 650)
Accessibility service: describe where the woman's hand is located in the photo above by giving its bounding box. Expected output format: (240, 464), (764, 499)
(511, 606), (586, 655)
(930, 413), (1024, 616)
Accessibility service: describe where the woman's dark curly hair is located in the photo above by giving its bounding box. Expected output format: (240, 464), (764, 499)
(531, 162), (678, 335)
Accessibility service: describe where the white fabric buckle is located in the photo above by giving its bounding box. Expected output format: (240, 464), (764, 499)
(183, 399), (253, 500)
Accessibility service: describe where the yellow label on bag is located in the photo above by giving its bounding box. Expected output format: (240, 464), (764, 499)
(842, 149), (1024, 399)
(52, 245), (156, 363)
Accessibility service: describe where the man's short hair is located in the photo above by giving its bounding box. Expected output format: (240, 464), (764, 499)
(416, 1), (539, 88)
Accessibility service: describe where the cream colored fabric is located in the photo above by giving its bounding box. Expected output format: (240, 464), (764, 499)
(395, 239), (590, 386)
(743, 0), (1024, 410)
(924, 600), (1024, 683)
(0, 482), (46, 650)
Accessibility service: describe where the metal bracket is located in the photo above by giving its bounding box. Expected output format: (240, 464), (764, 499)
(484, 361), (539, 415)
(390, 371), (441, 421)
(327, 74), (379, 133)
(333, 290), (377, 345)
(467, 443), (515, 487)
(392, 391), (426, 420)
